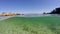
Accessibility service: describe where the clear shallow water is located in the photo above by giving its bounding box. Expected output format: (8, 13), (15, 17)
(0, 16), (13, 21)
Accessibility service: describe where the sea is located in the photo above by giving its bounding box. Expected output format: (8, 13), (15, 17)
(0, 14), (60, 21)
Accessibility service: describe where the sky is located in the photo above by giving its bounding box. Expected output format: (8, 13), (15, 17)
(0, 0), (60, 14)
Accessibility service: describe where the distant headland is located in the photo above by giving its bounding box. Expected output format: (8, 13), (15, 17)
(43, 7), (60, 14)
(0, 12), (24, 16)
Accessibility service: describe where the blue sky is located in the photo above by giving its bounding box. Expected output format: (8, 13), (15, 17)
(0, 0), (60, 14)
